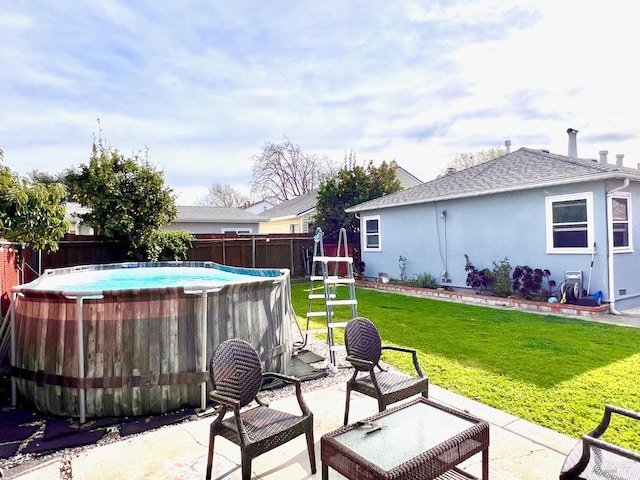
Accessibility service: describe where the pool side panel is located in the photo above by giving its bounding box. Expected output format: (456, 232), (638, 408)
(11, 263), (291, 418)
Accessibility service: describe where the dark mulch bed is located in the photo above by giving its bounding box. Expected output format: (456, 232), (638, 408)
(0, 366), (198, 470)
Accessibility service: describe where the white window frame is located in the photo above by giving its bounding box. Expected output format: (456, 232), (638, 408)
(609, 192), (633, 253)
(222, 227), (253, 234)
(362, 215), (381, 252)
(545, 192), (594, 254)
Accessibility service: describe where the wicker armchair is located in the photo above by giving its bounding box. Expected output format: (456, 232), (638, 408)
(205, 338), (316, 480)
(560, 404), (640, 479)
(343, 316), (429, 425)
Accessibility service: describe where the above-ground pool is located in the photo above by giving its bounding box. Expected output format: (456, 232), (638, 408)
(11, 262), (292, 421)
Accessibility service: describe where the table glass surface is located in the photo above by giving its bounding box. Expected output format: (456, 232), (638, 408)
(333, 402), (477, 471)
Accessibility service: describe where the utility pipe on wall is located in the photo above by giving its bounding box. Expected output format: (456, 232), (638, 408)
(606, 177), (630, 315)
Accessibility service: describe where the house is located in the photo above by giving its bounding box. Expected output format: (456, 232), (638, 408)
(394, 165), (423, 189)
(259, 190), (318, 234)
(243, 199), (275, 214)
(346, 131), (640, 312)
(259, 165), (423, 234)
(164, 206), (267, 234)
(64, 202), (94, 235)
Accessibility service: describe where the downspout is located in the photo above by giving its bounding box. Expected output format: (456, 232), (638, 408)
(606, 177), (630, 315)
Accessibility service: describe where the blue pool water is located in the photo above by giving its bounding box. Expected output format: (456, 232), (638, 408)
(28, 266), (266, 293)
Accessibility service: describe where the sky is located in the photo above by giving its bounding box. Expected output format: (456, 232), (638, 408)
(2, 1), (640, 205)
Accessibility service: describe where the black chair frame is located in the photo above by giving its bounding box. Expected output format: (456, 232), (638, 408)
(206, 338), (316, 480)
(560, 404), (640, 479)
(343, 316), (429, 425)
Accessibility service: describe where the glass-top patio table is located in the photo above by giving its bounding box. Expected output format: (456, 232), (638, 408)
(321, 397), (490, 479)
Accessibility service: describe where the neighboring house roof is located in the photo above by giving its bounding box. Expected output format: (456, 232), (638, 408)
(261, 190), (318, 220)
(260, 164), (423, 221)
(395, 165), (423, 188)
(175, 206), (268, 223)
(347, 147), (640, 213)
(243, 200), (275, 214)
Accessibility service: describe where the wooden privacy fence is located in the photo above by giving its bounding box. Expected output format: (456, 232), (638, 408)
(21, 233), (317, 283)
(6, 231), (356, 317)
(186, 233), (315, 276)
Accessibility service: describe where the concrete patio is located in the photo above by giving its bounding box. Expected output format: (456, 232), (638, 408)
(7, 306), (638, 479)
(5, 380), (576, 480)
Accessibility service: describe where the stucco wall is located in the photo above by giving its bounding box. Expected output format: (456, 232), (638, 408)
(361, 179), (640, 309)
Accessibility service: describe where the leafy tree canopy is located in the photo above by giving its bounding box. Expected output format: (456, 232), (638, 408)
(66, 137), (177, 260)
(314, 152), (402, 236)
(138, 230), (194, 262)
(0, 149), (68, 252)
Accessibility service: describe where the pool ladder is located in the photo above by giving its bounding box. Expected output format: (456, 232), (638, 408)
(306, 228), (357, 373)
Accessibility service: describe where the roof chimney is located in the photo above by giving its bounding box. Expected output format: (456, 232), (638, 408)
(504, 139), (511, 154)
(616, 154), (624, 167)
(567, 128), (579, 158)
(599, 150), (608, 164)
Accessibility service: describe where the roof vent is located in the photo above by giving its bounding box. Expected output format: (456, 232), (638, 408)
(567, 128), (579, 158)
(599, 150), (608, 164)
(504, 140), (511, 154)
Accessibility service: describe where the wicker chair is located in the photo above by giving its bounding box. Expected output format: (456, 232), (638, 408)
(560, 404), (640, 479)
(343, 316), (429, 425)
(205, 338), (316, 480)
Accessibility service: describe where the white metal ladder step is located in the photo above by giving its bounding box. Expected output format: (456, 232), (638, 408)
(326, 299), (358, 306)
(304, 227), (357, 371)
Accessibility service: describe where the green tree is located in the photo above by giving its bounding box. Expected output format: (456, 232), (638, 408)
(0, 151), (68, 252)
(66, 137), (177, 260)
(138, 230), (194, 262)
(314, 152), (402, 236)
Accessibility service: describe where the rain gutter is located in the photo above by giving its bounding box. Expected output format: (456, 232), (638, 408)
(606, 177), (630, 315)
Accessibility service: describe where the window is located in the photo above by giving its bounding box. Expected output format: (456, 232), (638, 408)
(545, 192), (594, 253)
(363, 215), (381, 251)
(610, 193), (633, 251)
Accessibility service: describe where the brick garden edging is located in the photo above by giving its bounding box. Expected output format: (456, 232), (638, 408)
(355, 280), (610, 318)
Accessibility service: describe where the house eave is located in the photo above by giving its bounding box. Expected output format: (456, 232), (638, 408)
(297, 207), (315, 216)
(346, 172), (637, 213)
(267, 214), (298, 222)
(179, 218), (267, 223)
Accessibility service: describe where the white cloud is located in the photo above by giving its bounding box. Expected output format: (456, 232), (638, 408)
(2, 0), (640, 205)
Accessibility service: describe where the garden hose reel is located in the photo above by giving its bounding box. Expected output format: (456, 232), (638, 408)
(560, 270), (583, 304)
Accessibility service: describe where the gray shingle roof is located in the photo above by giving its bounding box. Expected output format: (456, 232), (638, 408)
(175, 206), (268, 223)
(261, 191), (318, 219)
(259, 165), (422, 220)
(347, 147), (640, 213)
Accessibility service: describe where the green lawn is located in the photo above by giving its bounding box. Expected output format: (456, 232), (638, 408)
(291, 281), (640, 447)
